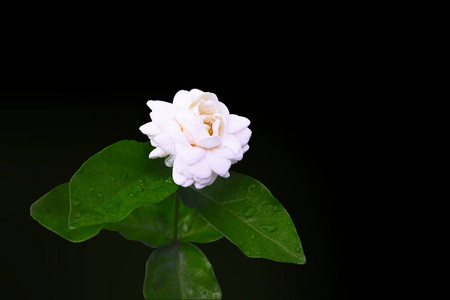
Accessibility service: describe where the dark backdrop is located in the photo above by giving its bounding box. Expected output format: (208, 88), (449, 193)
(0, 65), (356, 300)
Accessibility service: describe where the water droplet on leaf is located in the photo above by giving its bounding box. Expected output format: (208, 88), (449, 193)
(243, 206), (256, 218)
(129, 185), (144, 195)
(260, 223), (278, 233)
(73, 201), (80, 207)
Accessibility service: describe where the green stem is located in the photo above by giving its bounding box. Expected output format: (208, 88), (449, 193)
(173, 193), (180, 248)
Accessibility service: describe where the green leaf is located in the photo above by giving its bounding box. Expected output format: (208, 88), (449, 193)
(30, 183), (102, 242)
(177, 195), (223, 244)
(105, 193), (222, 247)
(143, 242), (221, 300)
(179, 172), (306, 264)
(68, 140), (178, 228)
(30, 182), (221, 247)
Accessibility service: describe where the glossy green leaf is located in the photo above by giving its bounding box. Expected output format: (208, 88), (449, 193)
(179, 172), (306, 264)
(68, 140), (178, 228)
(143, 242), (221, 300)
(177, 195), (223, 244)
(105, 193), (222, 247)
(30, 183), (102, 242)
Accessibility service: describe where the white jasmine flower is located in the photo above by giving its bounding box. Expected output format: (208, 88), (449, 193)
(140, 89), (251, 189)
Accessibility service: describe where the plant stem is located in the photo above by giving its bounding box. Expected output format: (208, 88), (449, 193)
(173, 192), (180, 249)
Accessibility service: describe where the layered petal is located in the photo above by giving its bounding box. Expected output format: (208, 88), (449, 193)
(140, 89), (251, 189)
(206, 151), (232, 177)
(233, 127), (252, 146)
(173, 90), (193, 108)
(222, 135), (242, 154)
(147, 100), (178, 123)
(139, 122), (161, 136)
(149, 147), (168, 158)
(194, 136), (222, 149)
(154, 133), (176, 155)
(227, 114), (251, 134)
(188, 158), (213, 180)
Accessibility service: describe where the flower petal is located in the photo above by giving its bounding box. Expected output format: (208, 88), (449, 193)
(189, 88), (205, 100)
(217, 102), (230, 118)
(173, 156), (194, 187)
(164, 155), (175, 167)
(188, 158), (212, 179)
(166, 120), (190, 146)
(193, 172), (218, 189)
(172, 170), (193, 187)
(233, 127), (252, 146)
(204, 92), (219, 102)
(139, 122), (161, 136)
(211, 147), (236, 160)
(175, 143), (206, 166)
(148, 100), (177, 123)
(195, 136), (222, 149)
(222, 135), (242, 154)
(242, 144), (250, 154)
(206, 151), (232, 177)
(154, 133), (176, 155)
(149, 147), (168, 158)
(185, 147), (206, 166)
(176, 110), (210, 141)
(227, 114), (250, 134)
(173, 90), (193, 108)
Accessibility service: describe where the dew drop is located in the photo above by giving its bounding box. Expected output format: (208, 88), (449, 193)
(130, 185), (144, 194)
(138, 179), (143, 183)
(243, 206), (256, 218)
(129, 193), (134, 197)
(73, 201), (80, 207)
(260, 223), (279, 233)
(245, 251), (251, 256)
(296, 247), (302, 253)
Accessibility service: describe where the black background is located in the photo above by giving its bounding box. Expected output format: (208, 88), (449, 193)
(0, 44), (358, 299)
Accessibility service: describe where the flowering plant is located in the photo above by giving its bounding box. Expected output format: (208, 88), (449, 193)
(30, 89), (305, 299)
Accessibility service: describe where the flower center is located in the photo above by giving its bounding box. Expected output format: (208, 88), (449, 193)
(202, 115), (215, 136)
(187, 99), (225, 137)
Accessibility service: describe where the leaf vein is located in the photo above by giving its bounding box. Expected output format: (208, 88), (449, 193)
(193, 189), (300, 261)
